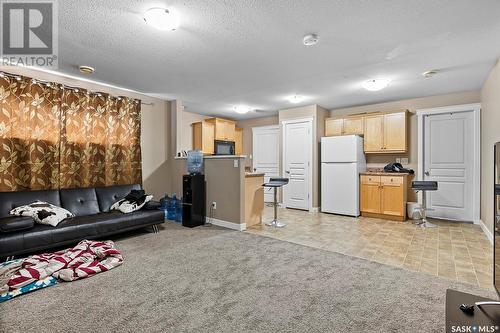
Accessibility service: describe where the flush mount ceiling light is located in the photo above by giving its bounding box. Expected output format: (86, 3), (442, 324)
(303, 34), (319, 46)
(143, 7), (180, 31)
(233, 105), (252, 114)
(422, 69), (439, 78)
(79, 65), (95, 74)
(362, 78), (391, 91)
(287, 95), (305, 104)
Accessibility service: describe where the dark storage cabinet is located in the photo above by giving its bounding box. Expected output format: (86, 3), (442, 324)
(182, 174), (206, 228)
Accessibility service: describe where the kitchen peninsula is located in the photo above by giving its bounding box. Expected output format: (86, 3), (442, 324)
(172, 155), (264, 230)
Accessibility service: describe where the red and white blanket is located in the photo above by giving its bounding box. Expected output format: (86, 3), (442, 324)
(1, 240), (123, 292)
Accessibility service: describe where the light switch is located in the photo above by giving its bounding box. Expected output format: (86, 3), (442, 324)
(400, 157), (409, 165)
(234, 159), (239, 168)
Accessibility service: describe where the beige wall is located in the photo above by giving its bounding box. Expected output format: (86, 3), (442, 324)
(331, 91), (481, 172)
(0, 66), (171, 199)
(480, 59), (500, 235)
(236, 116), (279, 168)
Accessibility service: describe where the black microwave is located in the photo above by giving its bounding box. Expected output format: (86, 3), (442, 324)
(214, 140), (235, 155)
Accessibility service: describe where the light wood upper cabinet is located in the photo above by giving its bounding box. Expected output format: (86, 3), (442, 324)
(192, 121), (215, 155)
(343, 116), (364, 135)
(206, 118), (236, 141)
(363, 115), (384, 152)
(383, 112), (407, 151)
(235, 128), (243, 155)
(325, 118), (344, 136)
(363, 111), (408, 153)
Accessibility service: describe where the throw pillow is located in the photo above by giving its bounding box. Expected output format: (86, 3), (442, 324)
(10, 201), (74, 227)
(111, 195), (153, 214)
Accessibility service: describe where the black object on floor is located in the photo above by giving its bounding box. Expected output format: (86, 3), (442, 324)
(446, 289), (500, 332)
(182, 174), (206, 228)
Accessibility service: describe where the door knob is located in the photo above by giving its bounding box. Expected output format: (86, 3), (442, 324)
(424, 171), (430, 176)
(285, 170), (290, 174)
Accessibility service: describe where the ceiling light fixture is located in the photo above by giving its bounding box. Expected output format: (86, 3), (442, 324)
(144, 7), (180, 31)
(422, 70), (439, 78)
(362, 78), (391, 91)
(303, 34), (319, 46)
(287, 95), (305, 104)
(233, 105), (252, 114)
(79, 65), (95, 74)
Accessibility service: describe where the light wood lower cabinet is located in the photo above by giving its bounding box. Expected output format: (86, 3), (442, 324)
(360, 174), (407, 221)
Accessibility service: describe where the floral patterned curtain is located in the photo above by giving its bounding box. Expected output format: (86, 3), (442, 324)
(0, 73), (142, 191)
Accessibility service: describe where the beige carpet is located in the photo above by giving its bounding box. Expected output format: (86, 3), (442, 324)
(0, 222), (497, 332)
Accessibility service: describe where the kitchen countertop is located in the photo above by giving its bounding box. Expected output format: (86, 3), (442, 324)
(360, 171), (411, 176)
(175, 155), (247, 160)
(245, 172), (265, 178)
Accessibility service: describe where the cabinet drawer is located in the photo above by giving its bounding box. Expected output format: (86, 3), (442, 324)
(360, 175), (380, 185)
(380, 176), (403, 186)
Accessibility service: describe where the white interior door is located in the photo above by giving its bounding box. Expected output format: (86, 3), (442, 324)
(252, 126), (279, 202)
(423, 111), (474, 221)
(283, 119), (312, 210)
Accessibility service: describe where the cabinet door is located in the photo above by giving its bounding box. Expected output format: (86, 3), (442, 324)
(360, 183), (381, 213)
(380, 181), (405, 216)
(202, 122), (215, 154)
(343, 116), (364, 135)
(384, 112), (406, 151)
(224, 120), (236, 141)
(212, 119), (224, 141)
(364, 115), (384, 152)
(325, 118), (344, 136)
(235, 128), (243, 155)
(192, 122), (202, 151)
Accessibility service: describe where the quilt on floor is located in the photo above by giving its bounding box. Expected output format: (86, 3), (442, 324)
(0, 240), (123, 303)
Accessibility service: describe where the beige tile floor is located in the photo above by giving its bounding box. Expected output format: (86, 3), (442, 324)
(247, 207), (494, 290)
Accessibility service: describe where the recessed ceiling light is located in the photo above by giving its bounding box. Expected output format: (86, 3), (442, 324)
(233, 105), (252, 114)
(144, 7), (180, 31)
(422, 70), (439, 78)
(79, 65), (95, 74)
(303, 34), (319, 46)
(287, 95), (305, 104)
(362, 78), (391, 91)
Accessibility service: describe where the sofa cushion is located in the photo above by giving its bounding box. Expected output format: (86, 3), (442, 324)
(0, 216), (35, 233)
(0, 209), (164, 257)
(0, 189), (61, 218)
(95, 184), (141, 212)
(60, 187), (100, 217)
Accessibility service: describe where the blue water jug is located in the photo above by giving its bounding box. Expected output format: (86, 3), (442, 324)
(175, 198), (183, 223)
(167, 194), (177, 220)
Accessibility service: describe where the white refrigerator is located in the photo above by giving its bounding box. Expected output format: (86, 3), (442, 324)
(321, 135), (366, 216)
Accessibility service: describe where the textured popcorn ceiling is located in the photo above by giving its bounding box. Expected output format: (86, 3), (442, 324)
(57, 0), (500, 119)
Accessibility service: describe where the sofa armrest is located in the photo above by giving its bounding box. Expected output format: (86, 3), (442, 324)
(0, 216), (35, 233)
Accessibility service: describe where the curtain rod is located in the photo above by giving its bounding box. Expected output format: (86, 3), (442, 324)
(0, 71), (143, 104)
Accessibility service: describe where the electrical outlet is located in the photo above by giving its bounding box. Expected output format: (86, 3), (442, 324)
(395, 158), (401, 163)
(211, 202), (217, 209)
(233, 159), (239, 168)
(400, 157), (409, 165)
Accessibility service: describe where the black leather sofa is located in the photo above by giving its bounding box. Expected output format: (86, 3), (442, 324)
(0, 184), (164, 259)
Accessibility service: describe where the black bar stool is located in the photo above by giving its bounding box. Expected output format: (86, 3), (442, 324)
(262, 178), (289, 228)
(411, 181), (438, 228)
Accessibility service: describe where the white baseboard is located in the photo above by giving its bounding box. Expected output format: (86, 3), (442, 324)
(478, 219), (494, 245)
(310, 207), (319, 213)
(209, 218), (246, 231)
